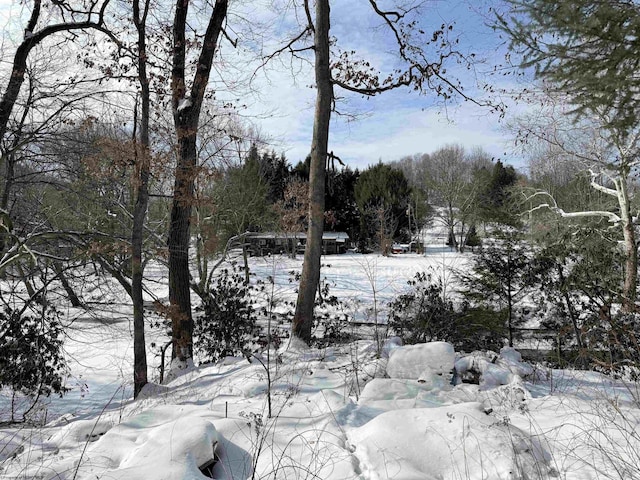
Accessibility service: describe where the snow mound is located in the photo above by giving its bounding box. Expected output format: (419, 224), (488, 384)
(164, 357), (196, 384)
(48, 418), (115, 447)
(73, 406), (218, 479)
(387, 342), (455, 379)
(348, 402), (552, 480)
(381, 336), (403, 358)
(359, 378), (446, 410)
(455, 348), (534, 389)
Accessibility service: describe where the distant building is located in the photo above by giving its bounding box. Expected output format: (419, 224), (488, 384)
(246, 231), (350, 256)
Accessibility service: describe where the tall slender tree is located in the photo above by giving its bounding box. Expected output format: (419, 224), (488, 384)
(291, 0), (332, 344)
(130, 0), (152, 398)
(290, 1), (496, 343)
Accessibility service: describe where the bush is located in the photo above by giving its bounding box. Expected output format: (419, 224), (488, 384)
(388, 272), (457, 344)
(455, 304), (506, 352)
(0, 305), (68, 399)
(276, 268), (352, 348)
(388, 272), (505, 351)
(194, 265), (258, 363)
(311, 278), (352, 347)
(582, 312), (640, 378)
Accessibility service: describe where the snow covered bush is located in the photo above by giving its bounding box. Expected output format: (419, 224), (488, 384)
(386, 342), (455, 380)
(388, 272), (503, 351)
(0, 305), (68, 420)
(194, 265), (258, 363)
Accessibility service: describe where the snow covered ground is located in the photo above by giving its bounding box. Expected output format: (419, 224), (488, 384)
(2, 251), (640, 479)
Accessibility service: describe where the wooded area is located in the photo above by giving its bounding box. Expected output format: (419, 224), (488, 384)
(2, 0), (640, 404)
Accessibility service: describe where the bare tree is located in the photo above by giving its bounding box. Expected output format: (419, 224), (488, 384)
(287, 1), (496, 344)
(167, 0), (228, 363)
(0, 0), (113, 146)
(130, 0), (152, 398)
(276, 178), (309, 259)
(425, 144), (470, 251)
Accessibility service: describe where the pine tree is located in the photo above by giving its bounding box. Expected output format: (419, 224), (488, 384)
(479, 160), (518, 225)
(354, 163), (411, 251)
(461, 230), (536, 347)
(499, 0), (640, 134)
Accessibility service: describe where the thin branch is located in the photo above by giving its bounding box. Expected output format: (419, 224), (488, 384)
(256, 26), (312, 76)
(303, 0), (314, 33)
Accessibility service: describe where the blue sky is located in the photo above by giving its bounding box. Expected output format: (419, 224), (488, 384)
(243, 0), (526, 172)
(0, 0), (526, 171)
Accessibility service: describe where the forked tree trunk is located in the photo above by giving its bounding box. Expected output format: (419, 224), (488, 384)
(168, 0), (228, 361)
(292, 0), (332, 344)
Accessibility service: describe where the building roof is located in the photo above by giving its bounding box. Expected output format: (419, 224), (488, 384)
(247, 231), (349, 241)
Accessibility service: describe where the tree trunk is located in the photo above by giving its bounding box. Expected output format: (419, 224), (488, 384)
(168, 134), (197, 360)
(556, 263), (584, 349)
(506, 255), (513, 347)
(168, 0), (227, 361)
(507, 288), (513, 347)
(131, 0), (150, 397)
(0, 43), (33, 143)
(53, 261), (82, 307)
(292, 0), (332, 344)
(616, 178), (637, 311)
(1, 152), (15, 212)
(447, 202), (457, 251)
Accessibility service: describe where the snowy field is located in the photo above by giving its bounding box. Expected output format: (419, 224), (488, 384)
(1, 251), (640, 479)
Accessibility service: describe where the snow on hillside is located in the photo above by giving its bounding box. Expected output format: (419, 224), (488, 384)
(1, 252), (640, 479)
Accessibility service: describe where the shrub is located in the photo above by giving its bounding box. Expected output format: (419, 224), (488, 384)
(388, 272), (457, 344)
(0, 305), (68, 400)
(277, 268), (352, 348)
(194, 265), (258, 363)
(582, 312), (640, 378)
(455, 304), (506, 352)
(311, 278), (352, 347)
(388, 272), (505, 351)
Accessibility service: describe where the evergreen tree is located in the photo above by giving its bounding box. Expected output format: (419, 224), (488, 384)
(258, 150), (290, 203)
(354, 163), (411, 252)
(207, 155), (273, 244)
(324, 167), (360, 239)
(479, 160), (519, 225)
(499, 0), (640, 135)
(533, 227), (623, 367)
(291, 155), (311, 181)
(460, 230), (537, 347)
